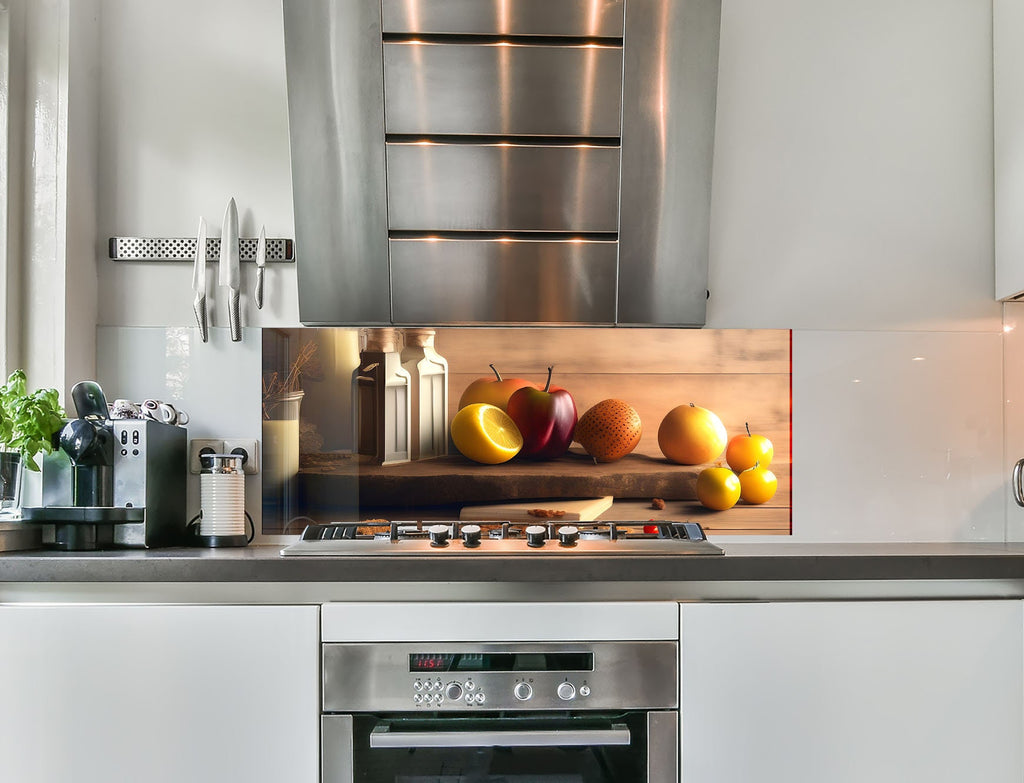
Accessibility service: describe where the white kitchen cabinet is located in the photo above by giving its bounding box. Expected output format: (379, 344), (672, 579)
(0, 604), (319, 783)
(996, 0), (1024, 300)
(679, 600), (1023, 783)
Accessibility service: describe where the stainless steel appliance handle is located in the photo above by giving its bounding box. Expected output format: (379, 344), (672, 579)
(322, 715), (354, 783)
(369, 723), (631, 749)
(1014, 458), (1024, 507)
(647, 710), (679, 783)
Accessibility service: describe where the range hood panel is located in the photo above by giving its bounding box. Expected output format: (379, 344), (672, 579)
(284, 0), (721, 327)
(390, 239), (617, 325)
(383, 42), (624, 138)
(381, 0), (626, 37)
(386, 143), (622, 233)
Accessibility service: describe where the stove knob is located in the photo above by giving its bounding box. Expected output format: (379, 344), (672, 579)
(557, 525), (579, 546)
(427, 524), (450, 547)
(525, 524), (547, 548)
(445, 682), (464, 701)
(557, 682), (576, 701)
(513, 682), (533, 701)
(461, 524), (482, 547)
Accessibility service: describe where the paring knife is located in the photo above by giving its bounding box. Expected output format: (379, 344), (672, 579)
(219, 197), (241, 342)
(192, 216), (209, 342)
(254, 224), (266, 309)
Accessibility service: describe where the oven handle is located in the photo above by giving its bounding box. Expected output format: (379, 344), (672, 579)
(369, 722), (631, 749)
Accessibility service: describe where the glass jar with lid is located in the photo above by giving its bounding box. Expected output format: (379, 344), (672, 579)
(352, 328), (411, 465)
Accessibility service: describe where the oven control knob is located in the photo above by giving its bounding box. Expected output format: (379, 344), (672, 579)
(513, 682), (533, 701)
(557, 525), (579, 546)
(557, 682), (576, 701)
(461, 524), (482, 547)
(579, 685), (591, 697)
(445, 682), (464, 701)
(525, 524), (547, 547)
(427, 524), (450, 547)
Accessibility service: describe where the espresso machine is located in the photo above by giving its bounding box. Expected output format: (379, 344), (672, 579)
(22, 381), (187, 550)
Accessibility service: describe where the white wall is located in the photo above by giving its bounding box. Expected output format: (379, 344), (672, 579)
(89, 0), (1006, 542)
(96, 0), (297, 328)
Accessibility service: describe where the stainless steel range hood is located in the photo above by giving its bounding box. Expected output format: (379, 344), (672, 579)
(283, 0), (721, 327)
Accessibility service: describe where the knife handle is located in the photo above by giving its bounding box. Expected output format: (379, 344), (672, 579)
(193, 294), (209, 343)
(229, 289), (241, 342)
(255, 267), (265, 310)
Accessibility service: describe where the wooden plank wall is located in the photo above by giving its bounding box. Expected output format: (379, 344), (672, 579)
(436, 328), (791, 534)
(438, 329), (790, 461)
(269, 328), (792, 535)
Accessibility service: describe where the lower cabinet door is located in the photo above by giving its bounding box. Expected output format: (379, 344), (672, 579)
(0, 604), (319, 783)
(680, 600), (1023, 783)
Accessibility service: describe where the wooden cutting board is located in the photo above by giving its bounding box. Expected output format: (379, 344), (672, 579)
(459, 496), (614, 522)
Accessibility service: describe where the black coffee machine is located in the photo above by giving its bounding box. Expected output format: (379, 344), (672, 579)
(22, 381), (187, 550)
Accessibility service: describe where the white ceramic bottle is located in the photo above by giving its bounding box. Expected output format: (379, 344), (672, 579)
(401, 329), (449, 460)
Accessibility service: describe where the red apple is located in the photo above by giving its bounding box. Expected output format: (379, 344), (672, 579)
(506, 367), (578, 460)
(457, 364), (537, 412)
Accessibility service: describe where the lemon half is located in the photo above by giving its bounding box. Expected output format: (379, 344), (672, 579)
(451, 403), (523, 464)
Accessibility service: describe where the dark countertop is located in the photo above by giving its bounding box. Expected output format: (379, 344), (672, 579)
(3, 542), (1024, 584)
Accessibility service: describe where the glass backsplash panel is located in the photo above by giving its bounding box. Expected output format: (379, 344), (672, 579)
(261, 328), (792, 536)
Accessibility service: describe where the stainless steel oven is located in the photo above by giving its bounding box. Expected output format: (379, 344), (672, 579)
(321, 639), (679, 782)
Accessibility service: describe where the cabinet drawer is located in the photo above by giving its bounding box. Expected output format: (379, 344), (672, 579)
(386, 142), (621, 232)
(384, 42), (623, 137)
(390, 238), (617, 323)
(382, 0), (625, 37)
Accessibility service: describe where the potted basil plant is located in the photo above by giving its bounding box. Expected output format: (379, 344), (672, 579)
(0, 370), (65, 514)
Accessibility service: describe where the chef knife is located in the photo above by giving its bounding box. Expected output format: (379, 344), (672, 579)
(254, 224), (266, 310)
(192, 216), (209, 342)
(219, 197), (241, 342)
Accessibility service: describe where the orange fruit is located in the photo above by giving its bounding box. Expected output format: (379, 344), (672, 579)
(725, 423), (774, 472)
(450, 403), (523, 464)
(696, 467), (741, 511)
(657, 403), (727, 465)
(738, 465), (778, 504)
(574, 399), (642, 462)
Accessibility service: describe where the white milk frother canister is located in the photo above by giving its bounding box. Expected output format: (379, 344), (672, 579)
(196, 453), (249, 547)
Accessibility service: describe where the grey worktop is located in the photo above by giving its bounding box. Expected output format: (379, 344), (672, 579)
(3, 542), (1024, 585)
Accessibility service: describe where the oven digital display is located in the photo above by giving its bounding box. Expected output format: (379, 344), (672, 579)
(409, 652), (594, 673)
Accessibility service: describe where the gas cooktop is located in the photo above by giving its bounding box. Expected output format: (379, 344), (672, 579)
(280, 520), (723, 557)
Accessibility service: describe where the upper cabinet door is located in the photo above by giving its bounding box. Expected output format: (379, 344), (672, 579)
(995, 0), (1024, 300)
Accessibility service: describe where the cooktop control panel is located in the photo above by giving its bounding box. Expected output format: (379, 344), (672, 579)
(323, 641), (677, 713)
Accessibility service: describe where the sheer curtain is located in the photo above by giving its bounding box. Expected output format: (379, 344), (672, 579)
(0, 1), (13, 379)
(0, 0), (99, 399)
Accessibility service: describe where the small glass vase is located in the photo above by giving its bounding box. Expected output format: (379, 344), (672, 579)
(0, 451), (23, 518)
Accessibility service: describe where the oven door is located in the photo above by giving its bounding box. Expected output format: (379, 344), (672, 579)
(323, 711), (677, 783)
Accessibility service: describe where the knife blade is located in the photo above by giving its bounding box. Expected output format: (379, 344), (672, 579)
(219, 197), (241, 342)
(192, 217), (209, 342)
(254, 224), (266, 310)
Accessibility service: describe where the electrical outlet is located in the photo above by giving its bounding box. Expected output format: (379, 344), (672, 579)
(223, 438), (260, 475)
(189, 439), (224, 474)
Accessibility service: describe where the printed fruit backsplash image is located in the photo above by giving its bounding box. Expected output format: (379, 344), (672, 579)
(262, 328), (791, 535)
